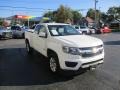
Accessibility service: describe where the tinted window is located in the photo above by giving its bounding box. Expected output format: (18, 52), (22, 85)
(31, 25), (36, 29)
(34, 25), (41, 34)
(34, 25), (46, 34)
(11, 26), (21, 30)
(80, 26), (86, 29)
(39, 25), (46, 34)
(75, 26), (79, 29)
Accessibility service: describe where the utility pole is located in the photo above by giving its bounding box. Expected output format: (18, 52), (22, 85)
(99, 7), (101, 27)
(94, 0), (98, 27)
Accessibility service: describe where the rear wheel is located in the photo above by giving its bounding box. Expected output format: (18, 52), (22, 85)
(0, 35), (2, 39)
(25, 40), (33, 54)
(22, 33), (25, 38)
(89, 31), (92, 35)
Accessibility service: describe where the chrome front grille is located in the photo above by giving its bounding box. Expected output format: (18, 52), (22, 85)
(79, 45), (103, 50)
(79, 45), (103, 58)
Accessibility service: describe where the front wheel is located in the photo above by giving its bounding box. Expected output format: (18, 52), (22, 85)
(49, 54), (60, 73)
(22, 33), (25, 38)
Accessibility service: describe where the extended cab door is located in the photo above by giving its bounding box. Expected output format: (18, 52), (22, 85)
(33, 25), (47, 56)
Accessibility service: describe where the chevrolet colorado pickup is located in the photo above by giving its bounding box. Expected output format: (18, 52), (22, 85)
(25, 23), (104, 73)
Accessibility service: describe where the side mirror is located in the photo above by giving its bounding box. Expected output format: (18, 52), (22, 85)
(17, 28), (22, 31)
(39, 32), (47, 38)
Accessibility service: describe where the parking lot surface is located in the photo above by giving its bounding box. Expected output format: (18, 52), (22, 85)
(0, 33), (120, 90)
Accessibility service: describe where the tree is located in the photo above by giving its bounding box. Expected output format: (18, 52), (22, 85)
(56, 5), (73, 23)
(43, 11), (53, 18)
(101, 12), (108, 23)
(86, 8), (101, 21)
(55, 5), (66, 23)
(86, 9), (95, 20)
(43, 11), (57, 21)
(72, 10), (82, 24)
(100, 6), (120, 24)
(107, 6), (120, 19)
(0, 18), (3, 26)
(43, 5), (82, 24)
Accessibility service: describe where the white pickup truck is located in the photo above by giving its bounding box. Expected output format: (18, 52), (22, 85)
(25, 23), (104, 73)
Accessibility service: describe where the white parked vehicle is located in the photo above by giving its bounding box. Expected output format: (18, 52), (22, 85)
(25, 23), (104, 74)
(72, 25), (82, 34)
(89, 28), (95, 34)
(73, 25), (90, 34)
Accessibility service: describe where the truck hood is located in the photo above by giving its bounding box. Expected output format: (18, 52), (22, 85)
(54, 35), (103, 47)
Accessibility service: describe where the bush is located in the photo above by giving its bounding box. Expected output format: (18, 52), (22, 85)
(112, 29), (120, 32)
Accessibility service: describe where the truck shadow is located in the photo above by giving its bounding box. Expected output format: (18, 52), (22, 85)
(0, 48), (84, 86)
(104, 40), (120, 45)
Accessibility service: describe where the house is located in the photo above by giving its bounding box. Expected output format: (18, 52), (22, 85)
(86, 17), (95, 27)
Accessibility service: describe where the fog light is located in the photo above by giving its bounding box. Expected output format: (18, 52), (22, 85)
(65, 61), (78, 67)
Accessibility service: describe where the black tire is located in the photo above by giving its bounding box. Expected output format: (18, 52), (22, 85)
(48, 53), (61, 73)
(89, 31), (92, 35)
(25, 40), (33, 54)
(22, 33), (25, 38)
(0, 36), (2, 40)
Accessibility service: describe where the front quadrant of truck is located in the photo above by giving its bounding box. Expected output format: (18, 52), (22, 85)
(25, 23), (104, 74)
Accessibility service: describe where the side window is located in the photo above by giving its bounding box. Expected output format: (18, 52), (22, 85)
(39, 25), (46, 34)
(11, 26), (16, 30)
(75, 26), (79, 29)
(34, 25), (41, 34)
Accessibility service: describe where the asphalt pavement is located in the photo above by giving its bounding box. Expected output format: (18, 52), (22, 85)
(0, 33), (120, 90)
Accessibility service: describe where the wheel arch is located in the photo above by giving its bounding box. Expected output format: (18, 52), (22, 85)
(25, 38), (29, 43)
(47, 48), (61, 73)
(47, 49), (58, 58)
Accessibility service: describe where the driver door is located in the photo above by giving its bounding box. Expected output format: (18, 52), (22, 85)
(33, 25), (47, 56)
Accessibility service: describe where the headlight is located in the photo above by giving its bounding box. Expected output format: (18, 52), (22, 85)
(62, 46), (81, 55)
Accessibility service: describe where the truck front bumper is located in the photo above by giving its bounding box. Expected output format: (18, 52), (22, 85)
(59, 53), (104, 71)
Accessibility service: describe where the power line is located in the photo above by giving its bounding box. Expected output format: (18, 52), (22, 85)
(0, 8), (46, 12)
(0, 5), (55, 11)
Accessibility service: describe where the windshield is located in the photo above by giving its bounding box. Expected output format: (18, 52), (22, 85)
(11, 26), (25, 31)
(48, 25), (81, 36)
(80, 26), (87, 29)
(75, 26), (79, 29)
(11, 26), (20, 30)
